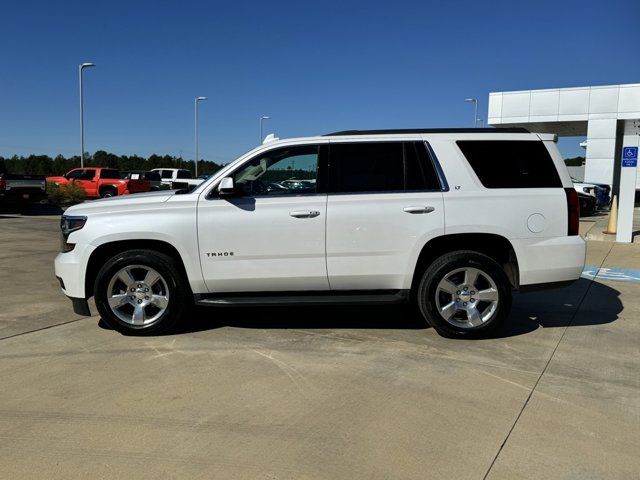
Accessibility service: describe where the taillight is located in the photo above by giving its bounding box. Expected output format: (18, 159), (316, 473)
(0, 177), (5, 191)
(564, 188), (579, 236)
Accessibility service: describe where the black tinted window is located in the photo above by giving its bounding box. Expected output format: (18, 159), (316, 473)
(457, 140), (561, 188)
(405, 142), (440, 191)
(176, 170), (193, 179)
(66, 170), (84, 180)
(329, 142), (441, 193)
(77, 169), (96, 180)
(100, 169), (120, 179)
(145, 171), (161, 181)
(329, 143), (404, 193)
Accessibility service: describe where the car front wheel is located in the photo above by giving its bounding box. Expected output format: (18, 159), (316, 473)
(417, 251), (512, 338)
(94, 249), (189, 335)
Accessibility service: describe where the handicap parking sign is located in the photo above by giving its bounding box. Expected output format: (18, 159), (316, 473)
(622, 146), (638, 167)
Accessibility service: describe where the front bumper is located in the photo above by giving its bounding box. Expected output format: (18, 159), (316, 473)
(54, 243), (96, 299)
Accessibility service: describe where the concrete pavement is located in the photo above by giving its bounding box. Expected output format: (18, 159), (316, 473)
(0, 214), (638, 479)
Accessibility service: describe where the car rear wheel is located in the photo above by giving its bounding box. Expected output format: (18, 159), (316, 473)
(94, 249), (189, 335)
(416, 251), (512, 338)
(100, 188), (117, 198)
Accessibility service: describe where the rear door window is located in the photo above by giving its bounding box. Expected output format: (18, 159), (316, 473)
(456, 140), (561, 188)
(329, 143), (404, 193)
(100, 169), (120, 179)
(160, 170), (173, 179)
(405, 142), (441, 191)
(328, 142), (441, 193)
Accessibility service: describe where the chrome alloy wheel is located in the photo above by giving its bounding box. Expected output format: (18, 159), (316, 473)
(434, 267), (499, 328)
(106, 265), (170, 325)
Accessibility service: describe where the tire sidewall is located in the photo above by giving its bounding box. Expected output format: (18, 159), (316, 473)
(418, 252), (512, 338)
(94, 250), (186, 335)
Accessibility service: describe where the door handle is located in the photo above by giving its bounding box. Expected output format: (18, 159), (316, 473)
(290, 210), (320, 218)
(403, 206), (435, 214)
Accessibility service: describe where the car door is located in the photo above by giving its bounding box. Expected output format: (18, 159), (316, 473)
(197, 143), (330, 292)
(75, 169), (98, 197)
(326, 140), (445, 291)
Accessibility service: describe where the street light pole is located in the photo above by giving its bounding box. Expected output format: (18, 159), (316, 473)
(79, 62), (95, 168)
(465, 98), (478, 128)
(194, 96), (207, 177)
(260, 115), (271, 144)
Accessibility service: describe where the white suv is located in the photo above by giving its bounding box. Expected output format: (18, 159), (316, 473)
(55, 128), (586, 338)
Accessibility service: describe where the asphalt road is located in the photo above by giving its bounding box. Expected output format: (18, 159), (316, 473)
(0, 214), (638, 479)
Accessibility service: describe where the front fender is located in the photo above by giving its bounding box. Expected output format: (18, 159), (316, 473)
(68, 199), (206, 294)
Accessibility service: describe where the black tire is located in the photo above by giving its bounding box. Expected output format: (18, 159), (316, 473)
(94, 249), (189, 335)
(416, 250), (512, 338)
(100, 188), (117, 198)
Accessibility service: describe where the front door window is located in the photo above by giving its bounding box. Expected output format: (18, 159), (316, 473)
(232, 146), (319, 196)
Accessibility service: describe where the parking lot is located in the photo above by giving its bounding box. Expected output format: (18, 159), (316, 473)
(0, 213), (638, 479)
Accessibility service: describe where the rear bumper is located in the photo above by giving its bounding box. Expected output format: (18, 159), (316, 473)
(513, 235), (586, 287)
(0, 189), (47, 203)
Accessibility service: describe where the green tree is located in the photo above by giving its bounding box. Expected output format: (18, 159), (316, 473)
(0, 151), (224, 177)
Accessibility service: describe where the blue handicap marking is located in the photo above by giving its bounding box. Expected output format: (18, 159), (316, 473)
(596, 267), (640, 283)
(622, 146), (638, 167)
(580, 265), (599, 280)
(582, 265), (640, 283)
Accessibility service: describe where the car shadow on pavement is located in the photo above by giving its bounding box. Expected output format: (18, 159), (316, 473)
(97, 279), (622, 339)
(493, 279), (622, 338)
(98, 304), (429, 335)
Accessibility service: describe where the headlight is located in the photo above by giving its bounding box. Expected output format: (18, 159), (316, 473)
(60, 215), (87, 252)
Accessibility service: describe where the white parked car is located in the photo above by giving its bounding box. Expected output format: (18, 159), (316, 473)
(571, 177), (610, 207)
(55, 128), (586, 338)
(572, 179), (597, 197)
(150, 168), (203, 189)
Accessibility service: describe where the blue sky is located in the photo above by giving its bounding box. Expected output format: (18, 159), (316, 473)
(0, 0), (638, 163)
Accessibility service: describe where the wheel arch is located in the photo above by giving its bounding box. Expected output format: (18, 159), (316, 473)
(410, 233), (519, 296)
(84, 239), (190, 298)
(98, 185), (118, 196)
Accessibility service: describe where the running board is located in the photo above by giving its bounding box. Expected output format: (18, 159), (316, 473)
(194, 290), (410, 307)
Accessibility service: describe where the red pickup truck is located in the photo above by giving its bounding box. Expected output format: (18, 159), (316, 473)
(47, 168), (150, 198)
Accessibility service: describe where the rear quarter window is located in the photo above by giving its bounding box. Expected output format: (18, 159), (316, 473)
(456, 140), (561, 188)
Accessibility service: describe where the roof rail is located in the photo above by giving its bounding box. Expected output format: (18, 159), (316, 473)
(324, 127), (530, 136)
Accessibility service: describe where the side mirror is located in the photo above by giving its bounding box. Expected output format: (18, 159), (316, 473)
(218, 177), (236, 196)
